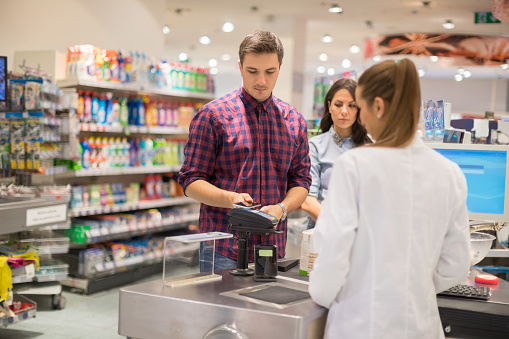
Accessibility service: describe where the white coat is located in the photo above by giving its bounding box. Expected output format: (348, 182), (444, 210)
(309, 136), (471, 339)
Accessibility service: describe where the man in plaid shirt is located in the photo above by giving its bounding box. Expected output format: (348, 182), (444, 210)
(178, 30), (311, 271)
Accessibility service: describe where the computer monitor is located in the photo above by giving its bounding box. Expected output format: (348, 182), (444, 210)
(0, 56), (6, 102)
(430, 143), (509, 222)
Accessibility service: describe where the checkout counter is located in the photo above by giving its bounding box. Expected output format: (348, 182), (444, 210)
(118, 264), (509, 339)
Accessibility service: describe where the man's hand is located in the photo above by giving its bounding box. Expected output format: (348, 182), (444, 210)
(232, 193), (254, 207)
(261, 204), (284, 223)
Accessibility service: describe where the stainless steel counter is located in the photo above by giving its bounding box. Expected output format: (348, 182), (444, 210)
(119, 268), (326, 339)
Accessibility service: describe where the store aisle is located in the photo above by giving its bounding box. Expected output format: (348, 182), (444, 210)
(0, 263), (198, 339)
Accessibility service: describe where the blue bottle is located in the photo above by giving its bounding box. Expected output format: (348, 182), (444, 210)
(91, 92), (99, 123)
(81, 138), (91, 169)
(97, 93), (106, 125)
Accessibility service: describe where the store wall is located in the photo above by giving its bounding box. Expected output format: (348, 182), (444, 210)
(0, 0), (166, 72)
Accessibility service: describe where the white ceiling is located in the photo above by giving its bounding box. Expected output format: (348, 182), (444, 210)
(162, 0), (509, 79)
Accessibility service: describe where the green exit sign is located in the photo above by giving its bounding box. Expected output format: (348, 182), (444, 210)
(475, 11), (501, 24)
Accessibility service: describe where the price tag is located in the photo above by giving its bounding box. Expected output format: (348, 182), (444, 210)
(100, 228), (109, 236)
(104, 262), (115, 270)
(26, 204), (67, 227)
(89, 229), (101, 237)
(95, 263), (105, 272)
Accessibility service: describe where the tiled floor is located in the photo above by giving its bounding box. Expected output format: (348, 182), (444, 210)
(0, 264), (198, 339)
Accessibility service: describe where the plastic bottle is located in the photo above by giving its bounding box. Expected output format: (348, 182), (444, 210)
(122, 137), (130, 167)
(136, 96), (146, 126)
(157, 100), (166, 126)
(97, 93), (106, 124)
(77, 90), (84, 122)
(83, 91), (92, 123)
(105, 92), (114, 125)
(146, 99), (158, 127)
(173, 101), (180, 127)
(101, 137), (109, 168)
(128, 96), (137, 126)
(111, 98), (120, 125)
(88, 137), (97, 168)
(81, 138), (91, 169)
(165, 101), (173, 127)
(119, 97), (128, 126)
(91, 92), (99, 123)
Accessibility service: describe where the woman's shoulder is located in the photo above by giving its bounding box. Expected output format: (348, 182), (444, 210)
(309, 132), (332, 145)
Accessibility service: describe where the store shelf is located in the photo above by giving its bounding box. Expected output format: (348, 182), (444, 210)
(57, 79), (215, 100)
(78, 123), (189, 135)
(71, 213), (199, 246)
(55, 165), (182, 178)
(60, 245), (198, 294)
(0, 294), (37, 328)
(69, 196), (195, 217)
(0, 198), (69, 235)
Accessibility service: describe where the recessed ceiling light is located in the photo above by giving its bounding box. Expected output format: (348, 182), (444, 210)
(463, 70), (472, 78)
(349, 45), (360, 54)
(373, 55), (381, 62)
(322, 34), (333, 43)
(342, 59), (352, 68)
(442, 20), (455, 29)
(199, 35), (211, 45)
(221, 54), (231, 61)
(454, 74), (463, 82)
(162, 25), (171, 35)
(430, 56), (438, 62)
(418, 69), (425, 77)
(210, 67), (218, 75)
(208, 59), (218, 67)
(327, 67), (335, 75)
(178, 52), (188, 62)
(501, 64), (509, 70)
(222, 21), (234, 33)
(328, 5), (343, 13)
(319, 53), (328, 62)
(317, 66), (325, 74)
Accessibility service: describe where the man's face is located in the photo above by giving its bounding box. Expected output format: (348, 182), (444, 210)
(238, 52), (280, 102)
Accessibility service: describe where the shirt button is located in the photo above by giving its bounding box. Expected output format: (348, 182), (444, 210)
(262, 165), (265, 168)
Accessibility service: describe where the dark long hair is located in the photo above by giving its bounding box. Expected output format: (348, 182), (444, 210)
(319, 78), (371, 146)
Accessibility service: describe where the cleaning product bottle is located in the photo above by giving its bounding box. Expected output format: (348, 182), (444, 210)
(101, 137), (109, 168)
(97, 93), (106, 125)
(83, 91), (92, 123)
(157, 100), (166, 126)
(105, 92), (113, 125)
(91, 92), (99, 123)
(136, 96), (145, 126)
(119, 97), (128, 126)
(147, 99), (158, 126)
(77, 90), (84, 122)
(121, 137), (130, 167)
(81, 138), (91, 169)
(111, 98), (120, 125)
(165, 101), (173, 127)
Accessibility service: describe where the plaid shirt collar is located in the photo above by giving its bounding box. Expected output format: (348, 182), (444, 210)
(239, 86), (274, 113)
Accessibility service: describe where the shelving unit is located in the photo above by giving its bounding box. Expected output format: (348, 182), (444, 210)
(50, 77), (212, 294)
(0, 294), (37, 328)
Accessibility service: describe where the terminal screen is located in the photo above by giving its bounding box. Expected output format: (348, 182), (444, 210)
(434, 149), (507, 215)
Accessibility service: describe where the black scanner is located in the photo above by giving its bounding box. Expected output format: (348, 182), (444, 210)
(227, 206), (282, 277)
(227, 207), (278, 229)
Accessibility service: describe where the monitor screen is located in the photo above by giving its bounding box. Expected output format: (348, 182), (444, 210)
(431, 143), (509, 222)
(0, 56), (6, 102)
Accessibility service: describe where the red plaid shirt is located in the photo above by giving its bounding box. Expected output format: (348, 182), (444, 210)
(179, 87), (311, 261)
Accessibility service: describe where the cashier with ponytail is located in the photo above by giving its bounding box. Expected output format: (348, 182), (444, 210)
(309, 59), (471, 339)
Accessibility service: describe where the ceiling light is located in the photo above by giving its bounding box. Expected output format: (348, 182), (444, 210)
(454, 74), (463, 82)
(328, 5), (343, 13)
(317, 66), (325, 74)
(221, 54), (231, 61)
(321, 34), (333, 43)
(342, 58), (352, 68)
(199, 35), (211, 45)
(501, 64), (509, 70)
(349, 45), (360, 54)
(222, 21), (234, 33)
(373, 55), (381, 62)
(463, 70), (472, 78)
(319, 53), (328, 62)
(210, 67), (218, 75)
(418, 69), (426, 77)
(430, 56), (438, 62)
(178, 52), (188, 62)
(442, 20), (455, 29)
(208, 58), (218, 67)
(162, 25), (171, 35)
(327, 68), (335, 75)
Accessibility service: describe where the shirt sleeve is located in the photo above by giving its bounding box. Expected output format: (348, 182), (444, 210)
(433, 164), (471, 293)
(309, 154), (359, 309)
(178, 106), (218, 194)
(287, 114), (311, 191)
(308, 138), (321, 198)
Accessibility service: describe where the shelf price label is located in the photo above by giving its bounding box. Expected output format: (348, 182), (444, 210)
(26, 204), (67, 227)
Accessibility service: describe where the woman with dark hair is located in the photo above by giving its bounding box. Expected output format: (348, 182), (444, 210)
(309, 59), (470, 338)
(301, 78), (371, 229)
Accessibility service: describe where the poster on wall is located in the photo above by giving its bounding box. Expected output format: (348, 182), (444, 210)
(364, 34), (509, 66)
